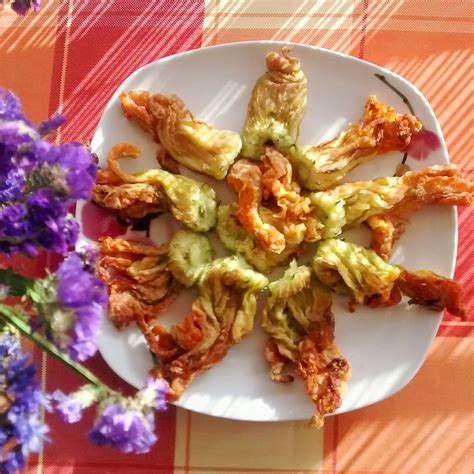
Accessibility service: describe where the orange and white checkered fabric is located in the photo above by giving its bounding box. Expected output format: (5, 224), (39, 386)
(1, 1), (472, 473)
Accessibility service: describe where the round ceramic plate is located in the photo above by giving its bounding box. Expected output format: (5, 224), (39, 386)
(78, 41), (456, 422)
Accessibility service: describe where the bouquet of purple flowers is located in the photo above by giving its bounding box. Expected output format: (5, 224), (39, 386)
(0, 88), (169, 473)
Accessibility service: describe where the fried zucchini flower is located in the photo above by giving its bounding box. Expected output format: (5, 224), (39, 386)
(262, 261), (350, 427)
(168, 230), (214, 287)
(120, 91), (241, 179)
(397, 269), (466, 319)
(313, 239), (401, 307)
(216, 204), (301, 273)
(227, 158), (286, 253)
(92, 143), (217, 232)
(290, 96), (422, 190)
(97, 237), (180, 328)
(312, 239), (466, 316)
(367, 165), (474, 260)
(142, 256), (268, 399)
(241, 47), (307, 159)
(311, 176), (406, 239)
(227, 148), (322, 254)
(311, 164), (474, 242)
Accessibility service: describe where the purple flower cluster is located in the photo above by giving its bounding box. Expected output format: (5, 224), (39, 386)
(0, 330), (50, 474)
(2, 0), (40, 15)
(88, 379), (169, 454)
(34, 247), (108, 362)
(0, 89), (97, 257)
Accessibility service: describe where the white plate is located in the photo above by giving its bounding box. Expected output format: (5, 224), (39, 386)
(80, 41), (456, 422)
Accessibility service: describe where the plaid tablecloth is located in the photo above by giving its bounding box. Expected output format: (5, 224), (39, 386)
(1, 1), (472, 473)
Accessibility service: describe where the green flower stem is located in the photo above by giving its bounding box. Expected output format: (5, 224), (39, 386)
(0, 303), (108, 391)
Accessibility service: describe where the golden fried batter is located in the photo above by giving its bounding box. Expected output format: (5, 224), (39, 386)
(93, 143), (168, 220)
(98, 237), (180, 328)
(397, 269), (466, 319)
(227, 158), (286, 253)
(92, 143), (217, 232)
(241, 47), (307, 159)
(262, 263), (350, 427)
(368, 165), (474, 260)
(120, 90), (154, 135)
(142, 256), (267, 400)
(227, 147), (322, 254)
(290, 96), (423, 190)
(120, 92), (241, 179)
(297, 325), (350, 428)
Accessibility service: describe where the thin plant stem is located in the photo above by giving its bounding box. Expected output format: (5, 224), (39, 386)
(0, 303), (108, 391)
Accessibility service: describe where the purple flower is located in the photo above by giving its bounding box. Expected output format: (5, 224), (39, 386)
(37, 113), (65, 137)
(53, 391), (84, 423)
(0, 88), (97, 257)
(10, 0), (40, 15)
(0, 90), (25, 122)
(31, 247), (107, 361)
(0, 169), (25, 203)
(53, 385), (102, 424)
(89, 405), (157, 454)
(88, 379), (168, 454)
(0, 329), (50, 473)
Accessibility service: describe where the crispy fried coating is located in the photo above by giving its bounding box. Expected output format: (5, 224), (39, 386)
(310, 164), (474, 251)
(156, 148), (180, 174)
(93, 182), (167, 220)
(367, 165), (474, 260)
(227, 147), (322, 254)
(120, 90), (154, 135)
(290, 96), (422, 190)
(227, 158), (286, 253)
(241, 47), (307, 159)
(98, 236), (180, 328)
(313, 238), (466, 315)
(402, 164), (474, 206)
(142, 256), (268, 400)
(397, 269), (466, 319)
(216, 203), (303, 273)
(261, 148), (322, 241)
(262, 262), (350, 427)
(92, 143), (217, 232)
(120, 91), (241, 179)
(297, 326), (351, 428)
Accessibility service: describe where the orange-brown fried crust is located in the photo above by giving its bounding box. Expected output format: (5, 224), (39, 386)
(92, 143), (169, 220)
(228, 148), (322, 253)
(144, 259), (266, 400)
(156, 148), (180, 174)
(368, 165), (474, 260)
(264, 280), (350, 427)
(227, 158), (286, 253)
(119, 90), (154, 136)
(397, 269), (466, 319)
(260, 147), (322, 242)
(98, 237), (180, 328)
(93, 183), (167, 220)
(264, 339), (294, 383)
(366, 214), (406, 262)
(295, 293), (350, 428)
(361, 96), (422, 154)
(309, 96), (422, 176)
(402, 165), (474, 206)
(147, 302), (235, 401)
(297, 328), (350, 428)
